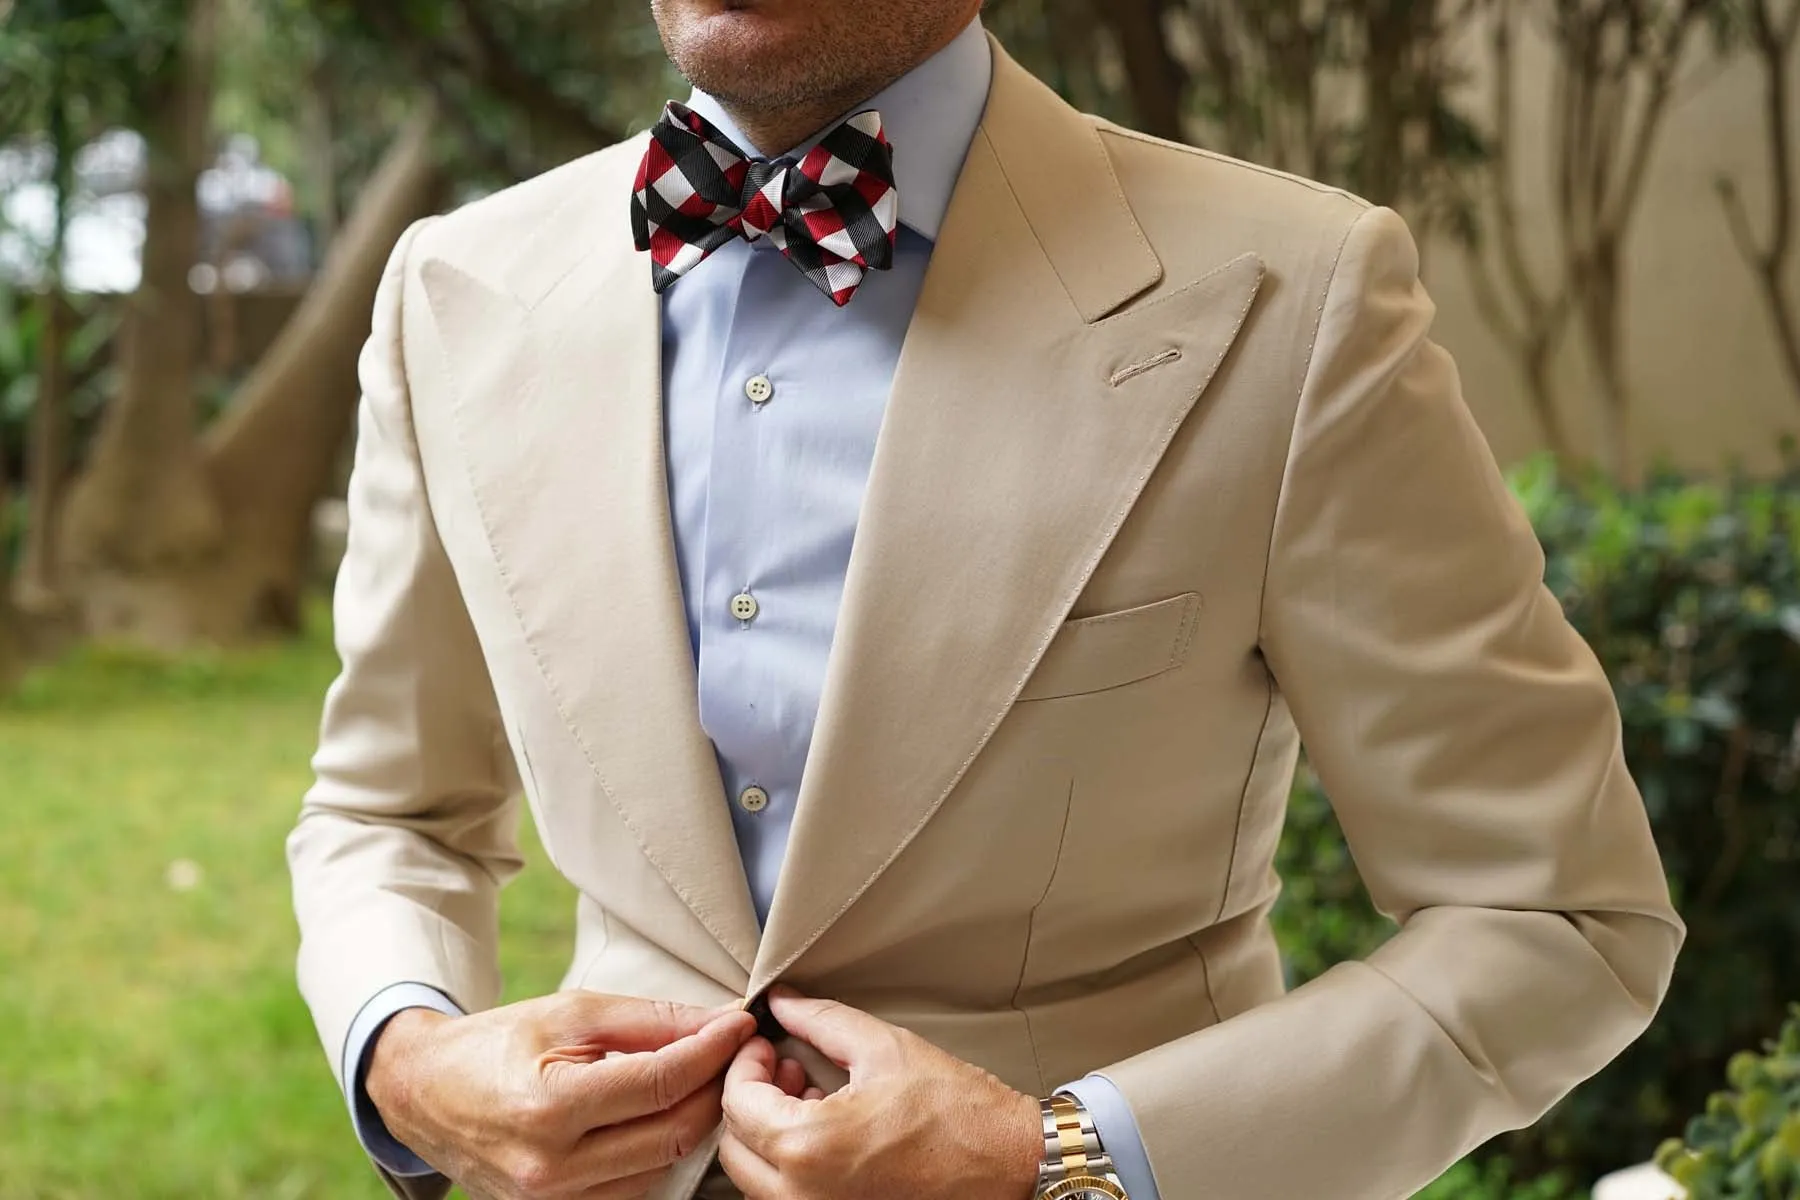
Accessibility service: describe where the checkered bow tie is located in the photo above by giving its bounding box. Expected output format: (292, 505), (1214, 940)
(631, 101), (900, 306)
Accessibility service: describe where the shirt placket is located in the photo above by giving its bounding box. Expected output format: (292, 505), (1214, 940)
(694, 243), (797, 910)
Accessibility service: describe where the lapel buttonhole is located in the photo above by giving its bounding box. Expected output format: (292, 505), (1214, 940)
(1108, 347), (1182, 388)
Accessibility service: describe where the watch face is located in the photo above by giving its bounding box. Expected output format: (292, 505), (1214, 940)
(1042, 1175), (1129, 1200)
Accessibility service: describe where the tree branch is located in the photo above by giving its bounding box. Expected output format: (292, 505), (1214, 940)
(1086, 0), (1186, 140)
(343, 0), (622, 160)
(449, 0), (623, 150)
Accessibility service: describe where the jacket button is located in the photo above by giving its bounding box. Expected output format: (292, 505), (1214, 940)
(746, 992), (788, 1041)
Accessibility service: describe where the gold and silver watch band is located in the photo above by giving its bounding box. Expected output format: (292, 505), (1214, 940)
(1038, 1093), (1114, 1184)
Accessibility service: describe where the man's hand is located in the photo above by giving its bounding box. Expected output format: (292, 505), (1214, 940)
(367, 991), (757, 1199)
(718, 987), (1043, 1200)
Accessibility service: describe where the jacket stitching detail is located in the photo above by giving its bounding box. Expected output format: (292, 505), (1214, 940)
(1011, 776), (1077, 1096)
(1214, 670), (1279, 925)
(1255, 207), (1366, 644)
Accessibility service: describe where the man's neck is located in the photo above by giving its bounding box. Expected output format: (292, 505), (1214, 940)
(717, 16), (975, 156)
(725, 89), (890, 161)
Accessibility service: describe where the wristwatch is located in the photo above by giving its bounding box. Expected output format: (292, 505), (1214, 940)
(1036, 1093), (1130, 1199)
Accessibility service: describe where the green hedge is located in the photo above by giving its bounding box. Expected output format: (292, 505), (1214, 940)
(1272, 456), (1800, 1184)
(1657, 1005), (1800, 1199)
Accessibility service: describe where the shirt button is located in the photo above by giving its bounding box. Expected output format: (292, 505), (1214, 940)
(739, 785), (770, 813)
(745, 374), (774, 405)
(730, 592), (760, 622)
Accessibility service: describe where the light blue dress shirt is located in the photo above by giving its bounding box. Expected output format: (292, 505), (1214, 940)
(342, 20), (1161, 1198)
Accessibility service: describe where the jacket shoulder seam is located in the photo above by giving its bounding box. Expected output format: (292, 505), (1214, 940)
(1094, 122), (1373, 209)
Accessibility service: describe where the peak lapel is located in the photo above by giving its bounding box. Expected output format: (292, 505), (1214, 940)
(750, 49), (1265, 990)
(419, 150), (763, 980)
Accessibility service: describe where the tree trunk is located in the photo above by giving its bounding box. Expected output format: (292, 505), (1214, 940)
(59, 0), (445, 646)
(1719, 0), (1800, 405)
(0, 600), (19, 693)
(1524, 334), (1576, 466)
(1762, 272), (1800, 404)
(17, 291), (71, 613)
(198, 108), (446, 635)
(301, 59), (342, 256)
(1580, 248), (1634, 481)
(0, 385), (16, 690)
(59, 0), (222, 641)
(17, 25), (76, 617)
(1757, 0), (1800, 403)
(1361, 1), (1408, 207)
(1092, 0), (1187, 140)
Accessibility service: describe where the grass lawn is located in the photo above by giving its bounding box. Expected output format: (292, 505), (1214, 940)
(0, 609), (576, 1199)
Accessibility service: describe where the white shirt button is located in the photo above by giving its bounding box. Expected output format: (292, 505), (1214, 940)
(730, 592), (760, 622)
(745, 375), (774, 405)
(739, 785), (770, 813)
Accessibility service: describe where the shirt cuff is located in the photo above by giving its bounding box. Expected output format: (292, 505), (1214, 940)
(341, 982), (465, 1178)
(1058, 1074), (1162, 1200)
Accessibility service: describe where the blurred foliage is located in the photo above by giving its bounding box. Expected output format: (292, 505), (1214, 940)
(291, 0), (675, 188)
(0, 0), (188, 133)
(1275, 453), (1800, 1184)
(0, 285), (116, 570)
(1272, 759), (1393, 983)
(983, 0), (1138, 126)
(2, 0), (676, 247)
(1657, 1006), (1800, 1199)
(0, 287), (118, 435)
(987, 0), (1493, 229)
(1413, 1154), (1577, 1200)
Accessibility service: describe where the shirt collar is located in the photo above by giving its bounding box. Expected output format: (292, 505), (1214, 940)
(681, 17), (992, 243)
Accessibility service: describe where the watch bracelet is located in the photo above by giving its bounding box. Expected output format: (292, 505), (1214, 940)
(1038, 1093), (1114, 1184)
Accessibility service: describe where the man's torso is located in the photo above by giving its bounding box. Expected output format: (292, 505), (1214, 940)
(392, 39), (1366, 1098)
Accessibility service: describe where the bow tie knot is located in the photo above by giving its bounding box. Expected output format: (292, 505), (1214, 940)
(631, 101), (900, 306)
(736, 159), (794, 243)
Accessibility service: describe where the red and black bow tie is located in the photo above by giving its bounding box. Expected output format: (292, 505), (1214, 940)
(630, 101), (900, 307)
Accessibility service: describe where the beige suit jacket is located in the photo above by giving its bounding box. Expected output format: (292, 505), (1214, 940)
(290, 40), (1683, 1200)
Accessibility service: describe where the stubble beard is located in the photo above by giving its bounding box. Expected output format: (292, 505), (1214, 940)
(655, 3), (961, 147)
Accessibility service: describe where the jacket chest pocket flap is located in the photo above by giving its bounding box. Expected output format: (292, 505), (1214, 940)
(1018, 592), (1202, 702)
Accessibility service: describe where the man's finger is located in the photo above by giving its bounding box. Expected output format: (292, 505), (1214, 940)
(721, 1036), (806, 1159)
(574, 1165), (670, 1200)
(725, 1036), (778, 1088)
(717, 1130), (785, 1200)
(566, 1076), (725, 1184)
(766, 988), (900, 1074)
(562, 1011), (755, 1128)
(774, 1057), (807, 1098)
(554, 992), (733, 1053)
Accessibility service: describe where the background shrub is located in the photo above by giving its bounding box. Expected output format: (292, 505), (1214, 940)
(1655, 1006), (1800, 1199)
(1272, 456), (1800, 1184)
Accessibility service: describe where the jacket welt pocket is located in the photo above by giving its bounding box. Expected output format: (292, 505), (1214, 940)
(1018, 592), (1202, 702)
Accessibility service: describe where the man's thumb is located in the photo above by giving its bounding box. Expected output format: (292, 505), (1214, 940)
(765, 989), (893, 1072)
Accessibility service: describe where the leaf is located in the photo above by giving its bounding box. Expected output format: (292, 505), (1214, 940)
(1757, 1136), (1790, 1187)
(1729, 1051), (1765, 1092)
(1665, 717), (1704, 756)
(1690, 693), (1741, 730)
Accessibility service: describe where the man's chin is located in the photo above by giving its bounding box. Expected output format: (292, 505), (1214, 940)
(675, 21), (826, 103)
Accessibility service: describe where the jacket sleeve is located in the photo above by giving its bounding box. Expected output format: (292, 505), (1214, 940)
(1094, 205), (1684, 1200)
(287, 218), (522, 1200)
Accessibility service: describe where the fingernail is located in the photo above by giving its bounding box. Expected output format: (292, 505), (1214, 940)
(769, 983), (802, 1000)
